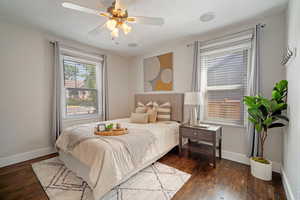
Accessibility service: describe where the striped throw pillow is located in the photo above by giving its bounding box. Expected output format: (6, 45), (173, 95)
(153, 102), (171, 121)
(136, 101), (153, 113)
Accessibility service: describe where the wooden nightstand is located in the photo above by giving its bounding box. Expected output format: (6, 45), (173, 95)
(179, 123), (222, 168)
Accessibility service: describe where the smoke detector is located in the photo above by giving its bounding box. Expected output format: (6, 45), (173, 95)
(200, 12), (215, 22)
(128, 43), (138, 47)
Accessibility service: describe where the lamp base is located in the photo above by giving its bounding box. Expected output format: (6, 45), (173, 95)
(189, 107), (198, 126)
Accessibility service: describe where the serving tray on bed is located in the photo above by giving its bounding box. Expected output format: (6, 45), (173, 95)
(94, 128), (128, 136)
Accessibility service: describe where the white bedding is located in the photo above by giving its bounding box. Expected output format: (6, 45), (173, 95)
(56, 118), (180, 200)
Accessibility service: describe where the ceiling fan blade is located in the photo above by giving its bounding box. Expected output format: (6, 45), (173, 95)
(88, 22), (106, 35)
(100, 0), (136, 8)
(127, 16), (164, 26)
(62, 2), (102, 16)
(99, 12), (111, 17)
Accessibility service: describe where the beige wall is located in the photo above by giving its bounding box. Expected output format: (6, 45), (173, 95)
(128, 12), (286, 164)
(107, 54), (131, 120)
(0, 19), (53, 158)
(283, 0), (300, 199)
(0, 18), (131, 160)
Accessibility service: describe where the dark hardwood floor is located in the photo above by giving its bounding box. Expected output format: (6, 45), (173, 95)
(0, 150), (286, 200)
(160, 150), (286, 200)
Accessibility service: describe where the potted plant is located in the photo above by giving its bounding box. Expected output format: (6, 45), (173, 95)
(105, 123), (114, 131)
(243, 80), (288, 181)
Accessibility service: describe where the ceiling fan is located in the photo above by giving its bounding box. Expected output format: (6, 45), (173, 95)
(62, 0), (164, 38)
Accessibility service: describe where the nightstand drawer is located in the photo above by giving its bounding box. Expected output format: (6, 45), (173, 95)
(180, 127), (214, 142)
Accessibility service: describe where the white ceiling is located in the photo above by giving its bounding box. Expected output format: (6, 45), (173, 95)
(0, 0), (287, 56)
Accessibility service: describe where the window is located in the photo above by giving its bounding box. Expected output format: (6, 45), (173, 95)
(200, 38), (251, 126)
(62, 56), (101, 118)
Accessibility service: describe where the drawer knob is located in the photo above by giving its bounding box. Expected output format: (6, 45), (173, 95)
(193, 132), (197, 136)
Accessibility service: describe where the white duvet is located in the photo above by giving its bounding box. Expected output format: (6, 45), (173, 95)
(56, 118), (179, 200)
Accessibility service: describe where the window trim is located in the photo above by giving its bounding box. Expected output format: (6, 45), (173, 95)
(60, 55), (102, 120)
(200, 34), (253, 49)
(201, 42), (252, 57)
(199, 120), (246, 128)
(200, 46), (251, 127)
(207, 84), (243, 91)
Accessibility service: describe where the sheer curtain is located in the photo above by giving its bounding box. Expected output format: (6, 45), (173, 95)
(51, 41), (62, 142)
(246, 24), (263, 157)
(191, 41), (200, 92)
(191, 41), (201, 121)
(101, 55), (109, 121)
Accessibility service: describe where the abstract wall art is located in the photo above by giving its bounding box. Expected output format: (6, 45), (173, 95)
(143, 52), (173, 91)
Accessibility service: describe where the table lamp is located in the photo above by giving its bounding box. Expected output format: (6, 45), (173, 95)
(184, 92), (201, 126)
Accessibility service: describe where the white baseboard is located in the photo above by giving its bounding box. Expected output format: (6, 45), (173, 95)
(0, 147), (56, 168)
(217, 150), (282, 173)
(281, 169), (296, 200)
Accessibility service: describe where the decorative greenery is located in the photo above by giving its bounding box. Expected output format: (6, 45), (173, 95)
(105, 123), (114, 131)
(243, 80), (289, 163)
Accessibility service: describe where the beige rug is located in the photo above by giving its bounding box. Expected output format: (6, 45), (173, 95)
(32, 157), (191, 200)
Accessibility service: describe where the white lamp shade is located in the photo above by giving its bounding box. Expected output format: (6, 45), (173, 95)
(184, 92), (201, 105)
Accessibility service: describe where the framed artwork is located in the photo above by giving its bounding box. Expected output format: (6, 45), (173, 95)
(143, 52), (173, 91)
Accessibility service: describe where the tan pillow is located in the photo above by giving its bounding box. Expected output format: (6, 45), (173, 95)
(147, 108), (157, 123)
(130, 112), (149, 123)
(135, 107), (147, 113)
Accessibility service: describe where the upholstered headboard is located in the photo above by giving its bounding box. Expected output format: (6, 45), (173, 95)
(134, 93), (184, 122)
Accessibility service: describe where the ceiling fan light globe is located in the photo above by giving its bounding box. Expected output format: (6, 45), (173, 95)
(111, 28), (119, 38)
(122, 23), (132, 34)
(106, 19), (117, 31)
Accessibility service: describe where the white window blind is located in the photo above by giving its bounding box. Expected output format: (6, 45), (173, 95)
(62, 56), (102, 118)
(199, 31), (252, 126)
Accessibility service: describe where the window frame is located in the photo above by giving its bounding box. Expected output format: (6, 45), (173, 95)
(60, 55), (102, 120)
(200, 46), (251, 128)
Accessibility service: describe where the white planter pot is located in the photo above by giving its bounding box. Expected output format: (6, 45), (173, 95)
(250, 158), (272, 181)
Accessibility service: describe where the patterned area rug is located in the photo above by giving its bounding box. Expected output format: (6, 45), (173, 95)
(32, 157), (191, 200)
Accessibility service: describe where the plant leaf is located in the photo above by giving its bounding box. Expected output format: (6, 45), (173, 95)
(248, 108), (264, 120)
(272, 80), (288, 102)
(255, 123), (263, 132)
(243, 96), (258, 108)
(276, 103), (287, 111)
(274, 80), (288, 91)
(263, 117), (273, 127)
(248, 117), (258, 124)
(261, 98), (272, 112)
(272, 91), (281, 101)
(268, 123), (285, 128)
(274, 115), (289, 122)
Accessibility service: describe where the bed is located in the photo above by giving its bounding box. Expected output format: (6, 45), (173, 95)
(56, 93), (184, 200)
